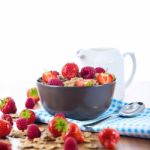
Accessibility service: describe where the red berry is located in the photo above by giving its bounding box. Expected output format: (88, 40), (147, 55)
(42, 71), (58, 83)
(0, 97), (17, 114)
(19, 109), (36, 125)
(27, 87), (40, 103)
(80, 66), (95, 79)
(52, 71), (59, 75)
(0, 140), (12, 150)
(0, 119), (12, 138)
(25, 98), (35, 109)
(98, 128), (120, 149)
(27, 124), (41, 139)
(95, 67), (105, 73)
(48, 78), (64, 86)
(63, 123), (85, 143)
(1, 114), (13, 126)
(96, 73), (114, 84)
(54, 113), (65, 118)
(64, 136), (78, 150)
(48, 113), (68, 138)
(62, 63), (79, 79)
(16, 118), (28, 131)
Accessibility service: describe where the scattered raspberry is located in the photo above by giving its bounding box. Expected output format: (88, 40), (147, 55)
(48, 78), (64, 86)
(95, 67), (105, 73)
(0, 119), (12, 138)
(80, 66), (95, 79)
(27, 124), (41, 139)
(1, 114), (13, 126)
(0, 97), (17, 114)
(25, 98), (35, 109)
(64, 136), (78, 150)
(62, 63), (79, 79)
(16, 118), (28, 131)
(0, 140), (12, 150)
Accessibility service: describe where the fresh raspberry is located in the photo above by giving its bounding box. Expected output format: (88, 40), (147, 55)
(80, 66), (96, 79)
(62, 63), (79, 79)
(95, 67), (105, 73)
(19, 109), (36, 125)
(0, 97), (17, 114)
(1, 114), (13, 126)
(64, 136), (78, 150)
(48, 78), (64, 86)
(25, 98), (35, 109)
(0, 119), (12, 138)
(16, 118), (28, 131)
(0, 140), (12, 150)
(27, 124), (41, 139)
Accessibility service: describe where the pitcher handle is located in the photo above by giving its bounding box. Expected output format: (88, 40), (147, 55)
(123, 52), (136, 87)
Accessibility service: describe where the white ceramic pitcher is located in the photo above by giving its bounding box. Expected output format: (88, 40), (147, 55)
(76, 48), (136, 100)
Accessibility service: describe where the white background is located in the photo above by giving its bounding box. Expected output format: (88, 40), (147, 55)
(0, 0), (150, 103)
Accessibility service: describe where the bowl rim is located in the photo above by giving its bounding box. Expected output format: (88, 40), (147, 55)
(36, 77), (116, 89)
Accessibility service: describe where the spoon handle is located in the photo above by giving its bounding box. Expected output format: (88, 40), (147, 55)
(83, 115), (111, 127)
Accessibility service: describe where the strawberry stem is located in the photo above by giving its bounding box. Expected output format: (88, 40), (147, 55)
(55, 118), (68, 133)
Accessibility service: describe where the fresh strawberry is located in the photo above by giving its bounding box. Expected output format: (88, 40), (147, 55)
(96, 73), (114, 85)
(98, 128), (120, 149)
(48, 113), (68, 138)
(62, 63), (79, 79)
(0, 97), (17, 114)
(1, 114), (13, 126)
(64, 136), (78, 150)
(42, 71), (58, 83)
(19, 109), (35, 125)
(27, 87), (40, 103)
(0, 119), (12, 138)
(63, 123), (85, 143)
(0, 140), (12, 150)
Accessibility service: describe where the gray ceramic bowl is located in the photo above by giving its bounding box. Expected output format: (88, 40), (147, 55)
(37, 78), (116, 121)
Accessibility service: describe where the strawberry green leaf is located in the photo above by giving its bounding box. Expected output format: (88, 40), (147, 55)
(29, 88), (38, 97)
(0, 98), (8, 109)
(20, 110), (31, 119)
(55, 118), (68, 133)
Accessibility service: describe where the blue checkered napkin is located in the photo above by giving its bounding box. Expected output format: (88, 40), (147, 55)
(34, 99), (150, 139)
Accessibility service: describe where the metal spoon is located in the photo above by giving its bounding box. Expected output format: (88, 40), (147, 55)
(83, 102), (145, 127)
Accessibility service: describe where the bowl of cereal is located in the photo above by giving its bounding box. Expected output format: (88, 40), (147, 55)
(37, 63), (116, 121)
